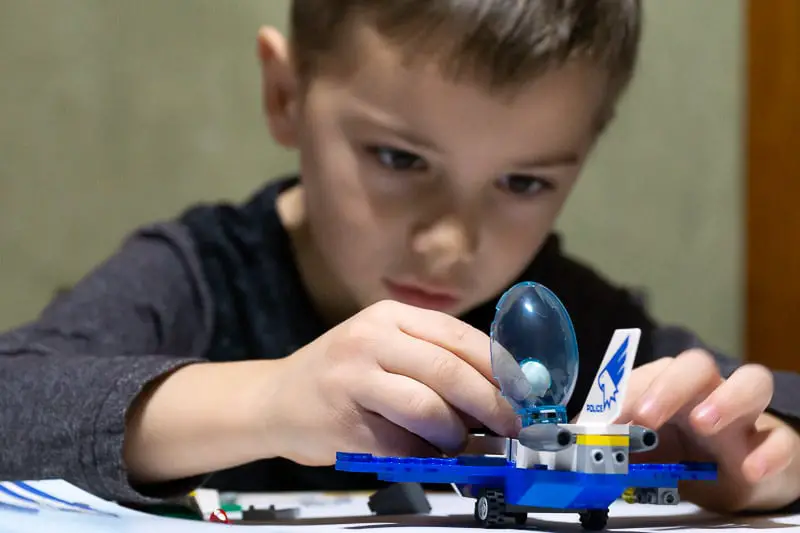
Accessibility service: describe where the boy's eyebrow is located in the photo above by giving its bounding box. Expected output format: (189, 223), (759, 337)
(392, 127), (439, 152)
(514, 150), (581, 169)
(345, 110), (580, 167)
(344, 112), (441, 152)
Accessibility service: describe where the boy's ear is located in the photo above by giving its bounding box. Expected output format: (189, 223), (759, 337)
(257, 26), (300, 148)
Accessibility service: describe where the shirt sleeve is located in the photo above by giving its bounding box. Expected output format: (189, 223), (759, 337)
(0, 222), (214, 503)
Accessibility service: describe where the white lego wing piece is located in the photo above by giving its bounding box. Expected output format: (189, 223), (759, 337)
(576, 328), (641, 425)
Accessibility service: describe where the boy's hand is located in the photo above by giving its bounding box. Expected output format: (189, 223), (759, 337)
(262, 300), (518, 466)
(620, 350), (800, 513)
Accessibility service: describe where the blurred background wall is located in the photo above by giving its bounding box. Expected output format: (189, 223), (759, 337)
(557, 0), (744, 358)
(0, 0), (744, 357)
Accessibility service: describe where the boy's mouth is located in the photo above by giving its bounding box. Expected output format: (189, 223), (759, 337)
(383, 279), (461, 311)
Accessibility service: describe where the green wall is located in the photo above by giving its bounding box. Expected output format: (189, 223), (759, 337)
(0, 1), (743, 357)
(557, 0), (744, 358)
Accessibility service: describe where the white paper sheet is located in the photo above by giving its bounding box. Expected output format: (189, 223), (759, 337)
(0, 480), (796, 533)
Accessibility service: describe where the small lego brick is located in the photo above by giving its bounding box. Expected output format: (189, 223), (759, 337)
(124, 497), (203, 521)
(469, 426), (500, 436)
(562, 423), (630, 436)
(220, 503), (242, 514)
(622, 487), (679, 505)
(209, 508), (229, 523)
(368, 483), (432, 515)
(240, 504), (300, 522)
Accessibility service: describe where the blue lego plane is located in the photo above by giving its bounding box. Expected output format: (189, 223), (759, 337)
(336, 282), (717, 530)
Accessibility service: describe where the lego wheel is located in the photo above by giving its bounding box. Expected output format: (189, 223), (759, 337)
(579, 509), (609, 531)
(474, 489), (511, 527)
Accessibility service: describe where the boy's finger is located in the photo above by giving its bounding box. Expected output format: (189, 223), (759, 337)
(376, 332), (518, 437)
(352, 372), (468, 455)
(741, 424), (797, 484)
(353, 411), (442, 459)
(388, 303), (497, 383)
(634, 350), (722, 429)
(690, 364), (774, 436)
(453, 408), (485, 431)
(616, 357), (672, 423)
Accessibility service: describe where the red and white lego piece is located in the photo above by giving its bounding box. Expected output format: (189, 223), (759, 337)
(209, 508), (229, 523)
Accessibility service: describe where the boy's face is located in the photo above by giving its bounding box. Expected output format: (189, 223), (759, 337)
(260, 26), (609, 319)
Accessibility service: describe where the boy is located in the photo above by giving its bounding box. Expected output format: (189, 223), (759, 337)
(1, 0), (799, 516)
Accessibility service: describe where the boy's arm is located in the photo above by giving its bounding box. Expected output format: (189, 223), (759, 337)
(0, 223), (218, 503)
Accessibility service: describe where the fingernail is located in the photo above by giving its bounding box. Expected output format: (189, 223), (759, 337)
(694, 403), (721, 431)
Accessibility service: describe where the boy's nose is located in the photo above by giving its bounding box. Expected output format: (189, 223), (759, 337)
(412, 216), (477, 276)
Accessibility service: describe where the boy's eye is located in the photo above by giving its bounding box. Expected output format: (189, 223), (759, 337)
(496, 174), (551, 196)
(367, 146), (427, 172)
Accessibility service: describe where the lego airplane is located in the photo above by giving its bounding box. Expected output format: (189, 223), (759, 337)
(336, 282), (717, 530)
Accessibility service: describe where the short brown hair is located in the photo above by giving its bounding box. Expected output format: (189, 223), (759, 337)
(290, 0), (642, 103)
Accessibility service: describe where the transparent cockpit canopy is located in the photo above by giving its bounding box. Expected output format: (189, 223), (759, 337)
(490, 282), (579, 411)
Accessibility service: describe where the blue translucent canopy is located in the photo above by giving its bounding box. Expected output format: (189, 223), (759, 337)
(490, 282), (579, 411)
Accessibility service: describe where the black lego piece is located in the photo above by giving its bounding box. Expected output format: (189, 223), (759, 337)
(468, 426), (500, 437)
(241, 504), (300, 521)
(368, 483), (432, 515)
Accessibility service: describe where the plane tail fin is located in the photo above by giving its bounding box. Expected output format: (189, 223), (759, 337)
(576, 328), (640, 425)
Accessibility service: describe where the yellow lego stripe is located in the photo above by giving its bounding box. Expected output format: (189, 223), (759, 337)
(576, 435), (630, 446)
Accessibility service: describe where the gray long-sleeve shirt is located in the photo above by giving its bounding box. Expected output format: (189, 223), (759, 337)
(1, 177), (798, 504)
(0, 224), (210, 501)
